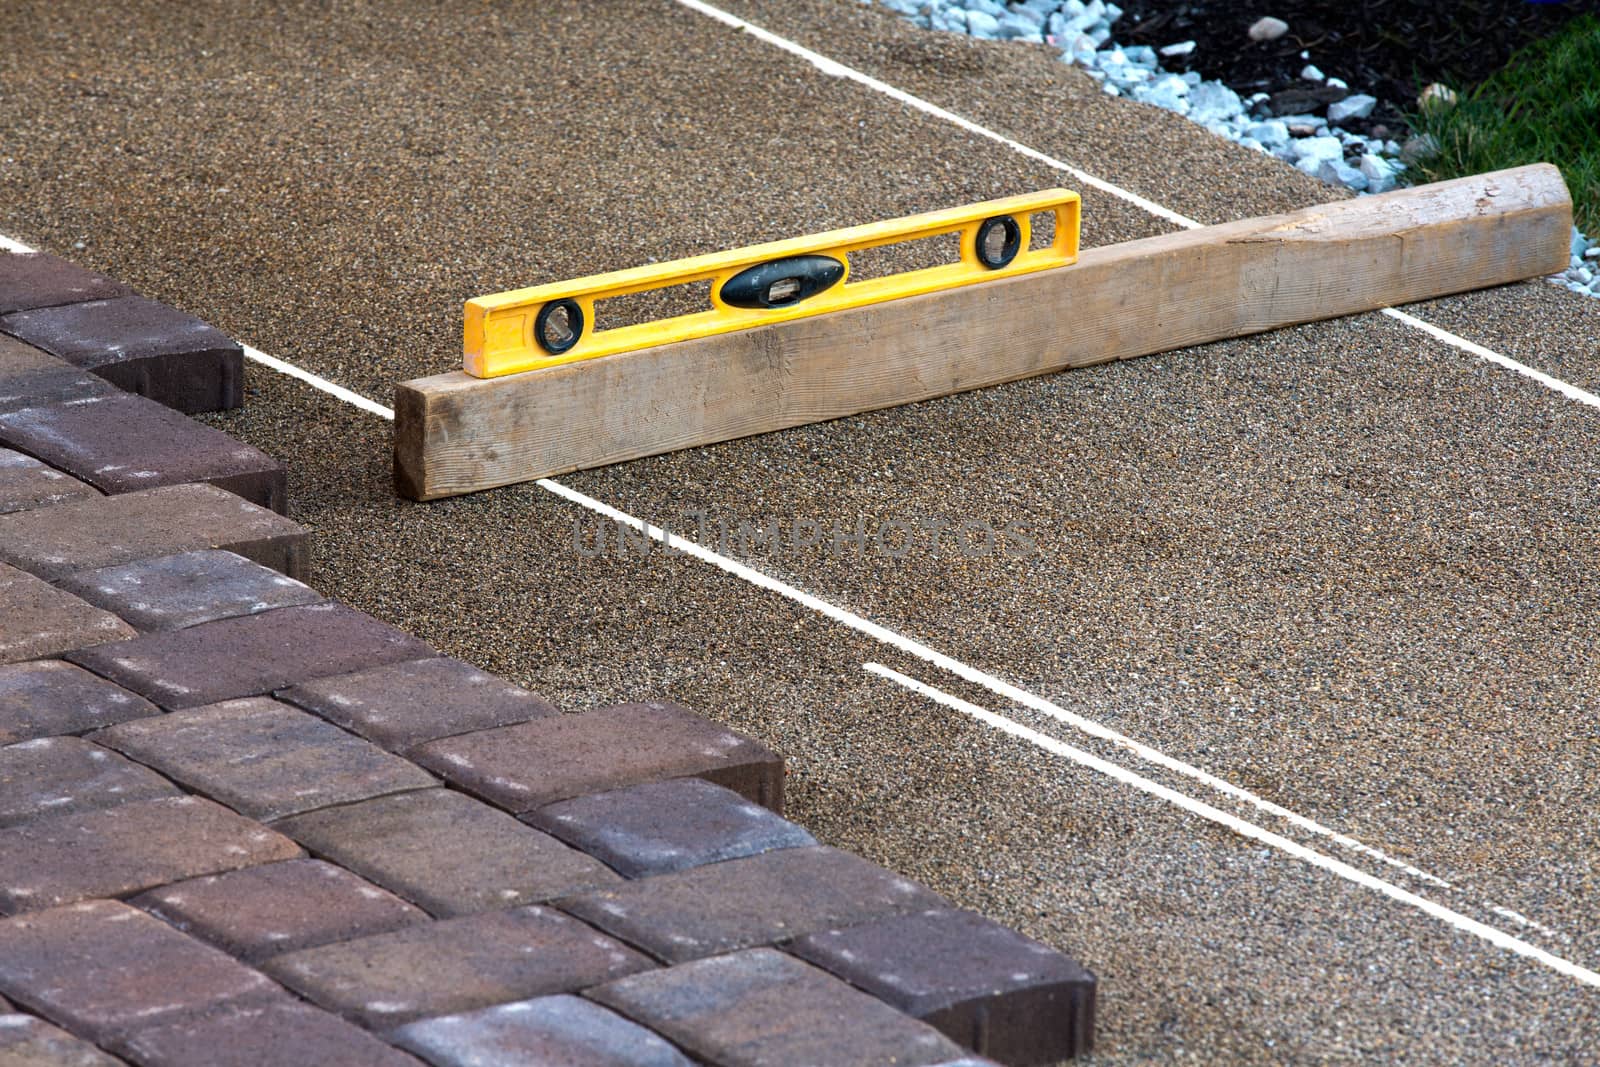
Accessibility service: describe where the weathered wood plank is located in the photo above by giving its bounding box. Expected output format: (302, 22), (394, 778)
(395, 165), (1571, 500)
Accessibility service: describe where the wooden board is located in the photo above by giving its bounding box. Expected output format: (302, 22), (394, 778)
(395, 165), (1572, 501)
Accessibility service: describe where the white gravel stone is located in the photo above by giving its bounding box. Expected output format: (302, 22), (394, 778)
(1290, 135), (1344, 163)
(1358, 154), (1398, 194)
(1187, 81), (1241, 123)
(1317, 158), (1368, 191)
(964, 10), (1000, 36)
(1328, 94), (1377, 123)
(1140, 73), (1190, 111)
(1245, 120), (1290, 148)
(1159, 40), (1196, 57)
(1300, 64), (1325, 82)
(1247, 16), (1288, 41)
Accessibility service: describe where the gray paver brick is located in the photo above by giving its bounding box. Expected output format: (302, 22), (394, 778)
(526, 777), (816, 879)
(0, 336), (119, 416)
(0, 660), (158, 745)
(0, 735), (179, 828)
(93, 697), (434, 821)
(0, 563), (136, 665)
(0, 394), (285, 511)
(0, 252), (129, 316)
(273, 788), (617, 917)
(68, 602), (434, 709)
(277, 656), (557, 752)
(0, 795), (302, 914)
(0, 448), (98, 515)
(390, 994), (693, 1067)
(587, 948), (966, 1067)
(412, 701), (784, 814)
(0, 295), (242, 414)
(131, 857), (428, 963)
(789, 908), (1098, 1064)
(0, 1013), (124, 1066)
(558, 845), (947, 964)
(263, 905), (654, 1029)
(0, 900), (281, 1045)
(118, 997), (424, 1067)
(0, 483), (308, 582)
(58, 550), (322, 632)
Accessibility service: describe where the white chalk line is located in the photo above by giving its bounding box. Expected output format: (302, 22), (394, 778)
(671, 0), (1600, 414)
(672, 0), (1199, 230)
(1382, 307), (1600, 408)
(242, 344), (395, 420)
(529, 471), (1568, 950)
(863, 662), (1600, 988)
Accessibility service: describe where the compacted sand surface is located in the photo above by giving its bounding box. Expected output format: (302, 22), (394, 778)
(2, 1), (1598, 1061)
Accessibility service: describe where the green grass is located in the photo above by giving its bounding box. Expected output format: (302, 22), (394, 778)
(1405, 14), (1600, 234)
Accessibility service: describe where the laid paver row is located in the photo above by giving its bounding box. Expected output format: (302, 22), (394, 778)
(0, 250), (1096, 1065)
(0, 251), (242, 413)
(1, 299), (283, 514)
(0, 482), (308, 585)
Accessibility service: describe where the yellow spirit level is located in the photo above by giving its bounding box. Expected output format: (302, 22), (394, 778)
(463, 189), (1081, 378)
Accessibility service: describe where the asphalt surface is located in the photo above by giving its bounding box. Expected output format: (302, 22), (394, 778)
(2, 1), (1598, 1062)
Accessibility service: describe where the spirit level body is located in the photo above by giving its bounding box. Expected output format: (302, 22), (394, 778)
(463, 189), (1080, 378)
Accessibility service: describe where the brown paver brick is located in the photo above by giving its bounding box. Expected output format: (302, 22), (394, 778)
(558, 846), (946, 964)
(0, 251), (129, 316)
(0, 795), (302, 914)
(412, 701), (784, 814)
(0, 660), (158, 745)
(273, 788), (617, 917)
(0, 336), (118, 416)
(58, 550), (322, 633)
(278, 656), (558, 752)
(0, 736), (179, 828)
(390, 994), (694, 1067)
(131, 857), (427, 963)
(0, 1013), (124, 1066)
(0, 900), (281, 1045)
(0, 483), (308, 582)
(263, 905), (654, 1029)
(789, 908), (1098, 1064)
(118, 997), (423, 1067)
(0, 448), (97, 515)
(0, 296), (242, 414)
(0, 394), (285, 512)
(93, 697), (434, 821)
(527, 777), (816, 879)
(0, 563), (136, 665)
(68, 603), (434, 710)
(588, 948), (966, 1067)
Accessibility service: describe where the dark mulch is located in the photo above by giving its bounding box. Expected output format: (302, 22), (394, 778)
(1116, 0), (1600, 139)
